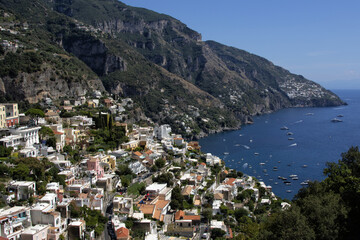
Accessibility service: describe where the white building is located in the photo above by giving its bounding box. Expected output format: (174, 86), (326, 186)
(205, 153), (221, 166)
(145, 183), (167, 199)
(128, 161), (147, 175)
(39, 193), (57, 209)
(154, 125), (171, 140)
(0, 135), (22, 148)
(10, 126), (41, 148)
(0, 206), (30, 240)
(20, 224), (49, 240)
(8, 181), (36, 201)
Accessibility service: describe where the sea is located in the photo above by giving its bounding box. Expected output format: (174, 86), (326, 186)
(199, 89), (360, 199)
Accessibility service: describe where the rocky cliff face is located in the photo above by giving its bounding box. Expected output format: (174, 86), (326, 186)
(0, 0), (345, 137)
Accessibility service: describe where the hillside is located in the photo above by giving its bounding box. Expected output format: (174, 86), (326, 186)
(0, 0), (344, 138)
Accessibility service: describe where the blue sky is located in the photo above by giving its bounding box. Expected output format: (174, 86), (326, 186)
(121, 0), (360, 89)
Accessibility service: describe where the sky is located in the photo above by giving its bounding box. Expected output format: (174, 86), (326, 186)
(121, 0), (360, 89)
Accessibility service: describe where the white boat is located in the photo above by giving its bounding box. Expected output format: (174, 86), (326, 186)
(287, 132), (293, 135)
(302, 165), (308, 168)
(286, 190), (293, 193)
(260, 162), (266, 165)
(224, 152), (229, 155)
(305, 113), (314, 116)
(242, 145), (250, 149)
(331, 118), (343, 123)
(289, 174), (298, 178)
(289, 143), (297, 147)
(292, 177), (299, 180)
(300, 182), (308, 185)
(288, 137), (295, 140)
(280, 126), (289, 130)
(254, 152), (260, 155)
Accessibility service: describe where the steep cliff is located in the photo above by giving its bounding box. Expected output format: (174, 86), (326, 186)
(0, 0), (345, 138)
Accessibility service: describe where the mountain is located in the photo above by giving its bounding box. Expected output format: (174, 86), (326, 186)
(0, 0), (344, 138)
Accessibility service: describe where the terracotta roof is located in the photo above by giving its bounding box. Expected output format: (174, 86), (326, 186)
(200, 162), (206, 166)
(227, 227), (233, 239)
(175, 210), (200, 221)
(194, 199), (201, 206)
(145, 150), (153, 155)
(139, 204), (155, 215)
(175, 210), (185, 220)
(183, 215), (201, 221)
(116, 227), (129, 239)
(53, 131), (64, 135)
(153, 200), (170, 220)
(223, 170), (229, 174)
(0, 237), (9, 240)
(224, 178), (236, 186)
(133, 151), (142, 156)
(214, 193), (224, 200)
(196, 175), (202, 181)
(181, 186), (193, 196)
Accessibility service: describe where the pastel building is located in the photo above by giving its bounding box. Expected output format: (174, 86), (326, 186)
(87, 158), (104, 179)
(4, 103), (19, 127)
(20, 225), (49, 240)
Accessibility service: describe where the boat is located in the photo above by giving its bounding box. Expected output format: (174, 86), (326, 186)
(337, 114), (344, 117)
(292, 177), (299, 180)
(254, 152), (259, 155)
(288, 137), (295, 140)
(331, 118), (343, 123)
(289, 143), (297, 147)
(273, 166), (278, 171)
(274, 182), (279, 185)
(280, 126), (289, 130)
(289, 174), (298, 178)
(234, 144), (241, 147)
(284, 181), (291, 184)
(305, 113), (314, 116)
(286, 190), (293, 193)
(263, 169), (268, 173)
(224, 152), (229, 155)
(300, 182), (308, 185)
(259, 162), (266, 165)
(242, 145), (250, 149)
(287, 132), (293, 135)
(302, 165), (308, 168)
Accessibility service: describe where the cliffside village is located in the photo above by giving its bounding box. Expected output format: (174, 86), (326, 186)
(0, 93), (290, 240)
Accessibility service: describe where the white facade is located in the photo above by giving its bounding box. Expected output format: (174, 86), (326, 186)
(10, 126), (41, 148)
(0, 206), (30, 240)
(154, 125), (171, 140)
(8, 181), (36, 201)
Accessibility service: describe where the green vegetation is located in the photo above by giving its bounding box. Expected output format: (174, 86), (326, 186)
(259, 146), (360, 240)
(127, 182), (146, 196)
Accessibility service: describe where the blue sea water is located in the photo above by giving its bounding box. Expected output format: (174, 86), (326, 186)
(199, 89), (360, 199)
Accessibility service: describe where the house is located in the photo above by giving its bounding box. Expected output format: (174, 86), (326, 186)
(205, 153), (221, 166)
(121, 140), (139, 150)
(30, 203), (63, 231)
(10, 126), (41, 148)
(87, 157), (104, 179)
(116, 227), (130, 240)
(0, 135), (22, 148)
(44, 110), (61, 124)
(58, 170), (75, 185)
(0, 206), (30, 240)
(68, 220), (86, 240)
(2, 103), (19, 127)
(174, 210), (201, 226)
(0, 105), (6, 128)
(20, 225), (49, 240)
(8, 181), (36, 201)
(210, 220), (232, 239)
(154, 125), (171, 140)
(113, 197), (133, 215)
(145, 183), (167, 199)
(39, 193), (57, 209)
(128, 161), (147, 175)
(187, 141), (201, 151)
(49, 124), (65, 151)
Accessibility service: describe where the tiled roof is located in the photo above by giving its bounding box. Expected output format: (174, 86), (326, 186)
(116, 227), (129, 239)
(153, 200), (170, 220)
(139, 204), (155, 215)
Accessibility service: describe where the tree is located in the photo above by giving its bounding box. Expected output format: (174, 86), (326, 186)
(0, 146), (12, 157)
(260, 206), (315, 240)
(211, 228), (226, 239)
(155, 158), (166, 168)
(25, 108), (45, 125)
(202, 208), (213, 222)
(39, 126), (54, 139)
(235, 208), (249, 222)
(170, 186), (184, 210)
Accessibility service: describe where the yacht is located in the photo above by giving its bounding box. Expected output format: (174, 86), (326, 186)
(280, 126), (289, 130)
(288, 137), (295, 140)
(337, 114), (344, 117)
(331, 118), (343, 123)
(287, 132), (293, 135)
